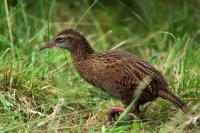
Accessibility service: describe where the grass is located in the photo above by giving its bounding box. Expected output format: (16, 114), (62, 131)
(0, 0), (200, 132)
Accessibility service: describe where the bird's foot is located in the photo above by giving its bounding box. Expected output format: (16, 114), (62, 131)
(107, 106), (125, 122)
(107, 106), (139, 124)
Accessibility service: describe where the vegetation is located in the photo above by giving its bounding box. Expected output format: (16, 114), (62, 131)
(0, 0), (200, 132)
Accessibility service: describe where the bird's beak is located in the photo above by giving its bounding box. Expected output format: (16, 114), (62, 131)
(40, 40), (57, 50)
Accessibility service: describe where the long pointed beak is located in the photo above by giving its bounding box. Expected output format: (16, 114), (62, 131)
(40, 40), (57, 50)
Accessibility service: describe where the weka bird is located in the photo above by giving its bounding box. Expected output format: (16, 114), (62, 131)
(40, 29), (188, 121)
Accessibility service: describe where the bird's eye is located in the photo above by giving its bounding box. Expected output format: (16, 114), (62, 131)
(56, 37), (63, 42)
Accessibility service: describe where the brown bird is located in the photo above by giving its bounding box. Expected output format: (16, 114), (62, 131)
(40, 29), (188, 121)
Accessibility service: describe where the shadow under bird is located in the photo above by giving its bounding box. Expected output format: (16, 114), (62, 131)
(40, 29), (188, 121)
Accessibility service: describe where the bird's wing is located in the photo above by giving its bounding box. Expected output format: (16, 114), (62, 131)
(80, 51), (168, 100)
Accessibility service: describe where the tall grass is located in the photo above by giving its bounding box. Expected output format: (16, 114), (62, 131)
(0, 0), (200, 132)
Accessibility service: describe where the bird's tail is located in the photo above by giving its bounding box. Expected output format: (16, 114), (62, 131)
(158, 89), (189, 113)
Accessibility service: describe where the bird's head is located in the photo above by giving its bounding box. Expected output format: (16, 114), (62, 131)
(40, 29), (93, 54)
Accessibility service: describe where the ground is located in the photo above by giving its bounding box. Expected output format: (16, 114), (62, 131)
(0, 0), (200, 132)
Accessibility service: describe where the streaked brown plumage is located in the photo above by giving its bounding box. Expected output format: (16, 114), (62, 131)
(40, 29), (188, 121)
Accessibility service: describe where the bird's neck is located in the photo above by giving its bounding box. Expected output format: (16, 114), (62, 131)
(70, 42), (94, 62)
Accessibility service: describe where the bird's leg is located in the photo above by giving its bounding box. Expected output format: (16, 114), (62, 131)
(132, 105), (140, 115)
(130, 105), (140, 118)
(107, 105), (140, 122)
(107, 106), (125, 122)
